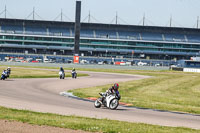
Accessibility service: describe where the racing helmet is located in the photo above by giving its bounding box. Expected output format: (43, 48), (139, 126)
(113, 83), (119, 90)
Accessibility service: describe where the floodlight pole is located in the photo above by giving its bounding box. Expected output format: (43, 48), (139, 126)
(197, 16), (199, 29)
(88, 11), (90, 23)
(116, 12), (118, 24)
(143, 13), (145, 26)
(170, 15), (172, 27)
(33, 7), (35, 20)
(5, 5), (6, 18)
(61, 9), (63, 21)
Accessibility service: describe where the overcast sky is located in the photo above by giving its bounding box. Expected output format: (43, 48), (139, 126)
(0, 0), (200, 28)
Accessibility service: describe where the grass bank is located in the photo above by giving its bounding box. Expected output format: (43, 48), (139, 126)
(0, 66), (88, 78)
(69, 69), (200, 114)
(0, 106), (199, 133)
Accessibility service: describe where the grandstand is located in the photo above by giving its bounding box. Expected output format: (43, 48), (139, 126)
(0, 18), (200, 60)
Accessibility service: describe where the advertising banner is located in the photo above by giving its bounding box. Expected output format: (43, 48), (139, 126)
(74, 56), (79, 63)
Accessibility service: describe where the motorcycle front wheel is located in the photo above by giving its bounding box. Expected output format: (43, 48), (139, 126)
(109, 98), (119, 110)
(94, 99), (101, 108)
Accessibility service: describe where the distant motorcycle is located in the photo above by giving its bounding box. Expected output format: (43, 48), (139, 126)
(59, 71), (65, 79)
(94, 92), (120, 110)
(1, 71), (8, 80)
(71, 71), (77, 79)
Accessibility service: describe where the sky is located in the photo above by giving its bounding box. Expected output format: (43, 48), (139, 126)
(0, 0), (200, 28)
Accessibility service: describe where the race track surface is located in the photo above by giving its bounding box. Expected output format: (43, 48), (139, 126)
(0, 71), (200, 129)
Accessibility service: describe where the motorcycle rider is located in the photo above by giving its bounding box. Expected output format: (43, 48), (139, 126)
(71, 67), (77, 78)
(7, 67), (11, 77)
(60, 67), (64, 73)
(107, 83), (121, 100)
(72, 67), (76, 73)
(1, 70), (7, 80)
(100, 83), (121, 104)
(59, 67), (65, 79)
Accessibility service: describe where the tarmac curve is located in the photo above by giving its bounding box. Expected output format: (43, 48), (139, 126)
(0, 70), (200, 130)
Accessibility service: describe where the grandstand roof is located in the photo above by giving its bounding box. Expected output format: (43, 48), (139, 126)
(0, 18), (200, 35)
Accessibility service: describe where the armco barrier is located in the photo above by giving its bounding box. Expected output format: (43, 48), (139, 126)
(183, 68), (200, 73)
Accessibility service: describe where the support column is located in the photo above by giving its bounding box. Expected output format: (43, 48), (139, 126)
(74, 1), (81, 56)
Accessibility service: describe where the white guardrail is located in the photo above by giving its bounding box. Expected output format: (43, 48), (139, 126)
(183, 68), (200, 73)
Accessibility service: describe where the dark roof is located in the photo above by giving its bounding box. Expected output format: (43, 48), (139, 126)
(0, 18), (200, 35)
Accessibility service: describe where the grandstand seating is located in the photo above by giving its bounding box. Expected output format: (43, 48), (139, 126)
(0, 22), (200, 44)
(187, 35), (200, 43)
(80, 29), (94, 38)
(1, 25), (23, 34)
(141, 32), (163, 41)
(95, 30), (117, 39)
(164, 33), (186, 42)
(118, 31), (140, 40)
(25, 26), (46, 35)
(49, 27), (71, 36)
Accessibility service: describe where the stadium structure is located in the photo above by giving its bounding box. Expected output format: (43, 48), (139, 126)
(0, 17), (200, 61)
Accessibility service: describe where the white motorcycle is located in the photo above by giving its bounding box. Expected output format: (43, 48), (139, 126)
(94, 92), (120, 110)
(59, 71), (65, 79)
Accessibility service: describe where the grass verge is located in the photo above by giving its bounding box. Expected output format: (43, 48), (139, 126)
(0, 106), (199, 133)
(0, 66), (88, 78)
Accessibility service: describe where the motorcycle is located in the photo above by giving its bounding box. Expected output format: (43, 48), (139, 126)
(71, 71), (77, 79)
(59, 71), (65, 79)
(1, 71), (7, 80)
(94, 92), (120, 110)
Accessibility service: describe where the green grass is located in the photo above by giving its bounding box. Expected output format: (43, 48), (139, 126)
(0, 66), (88, 78)
(69, 69), (200, 114)
(0, 106), (199, 133)
(1, 65), (200, 131)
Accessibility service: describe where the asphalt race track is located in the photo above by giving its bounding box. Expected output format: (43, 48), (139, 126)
(0, 70), (200, 129)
